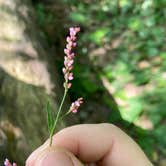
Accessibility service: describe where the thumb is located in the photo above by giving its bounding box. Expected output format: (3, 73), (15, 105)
(34, 146), (84, 166)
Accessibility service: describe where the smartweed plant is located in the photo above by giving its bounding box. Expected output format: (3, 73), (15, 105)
(46, 27), (83, 146)
(4, 26), (83, 165)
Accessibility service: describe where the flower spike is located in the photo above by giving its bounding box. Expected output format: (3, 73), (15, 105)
(4, 159), (17, 166)
(69, 98), (83, 113)
(63, 27), (80, 89)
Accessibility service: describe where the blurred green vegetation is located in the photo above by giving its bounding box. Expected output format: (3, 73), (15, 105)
(33, 0), (166, 163)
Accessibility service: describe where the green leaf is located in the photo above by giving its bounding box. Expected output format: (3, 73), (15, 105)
(70, 12), (87, 23)
(154, 125), (166, 155)
(128, 17), (143, 31)
(89, 28), (109, 45)
(161, 52), (166, 60)
(45, 101), (54, 133)
(120, 98), (143, 123)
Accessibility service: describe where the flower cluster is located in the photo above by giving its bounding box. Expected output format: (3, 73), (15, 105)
(4, 159), (17, 166)
(63, 27), (80, 89)
(69, 97), (83, 113)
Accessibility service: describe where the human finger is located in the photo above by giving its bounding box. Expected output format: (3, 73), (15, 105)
(26, 123), (152, 166)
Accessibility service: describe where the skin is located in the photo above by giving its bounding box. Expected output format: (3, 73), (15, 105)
(26, 123), (153, 166)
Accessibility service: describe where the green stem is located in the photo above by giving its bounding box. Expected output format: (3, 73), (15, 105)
(59, 109), (71, 120)
(49, 88), (68, 146)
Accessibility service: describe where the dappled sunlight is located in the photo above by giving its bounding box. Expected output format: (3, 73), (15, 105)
(135, 115), (153, 130)
(0, 1), (25, 41)
(0, 0), (54, 94)
(0, 57), (53, 93)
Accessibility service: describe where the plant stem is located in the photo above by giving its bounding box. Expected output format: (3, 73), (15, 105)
(49, 88), (68, 146)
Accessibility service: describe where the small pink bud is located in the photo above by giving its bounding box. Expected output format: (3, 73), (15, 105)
(72, 42), (77, 47)
(62, 68), (66, 74)
(75, 101), (80, 107)
(68, 76), (73, 81)
(64, 56), (68, 61)
(75, 27), (80, 32)
(67, 60), (74, 67)
(71, 36), (76, 41)
(70, 53), (75, 57)
(66, 36), (71, 42)
(69, 27), (74, 32)
(64, 73), (68, 80)
(70, 30), (76, 36)
(67, 83), (72, 89)
(64, 61), (67, 67)
(72, 109), (77, 113)
(78, 98), (83, 104)
(64, 48), (70, 55)
(68, 66), (73, 71)
(66, 44), (72, 50)
(68, 73), (74, 80)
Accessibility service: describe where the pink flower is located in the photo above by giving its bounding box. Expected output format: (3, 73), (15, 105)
(63, 27), (80, 89)
(4, 159), (17, 166)
(68, 73), (74, 80)
(69, 98), (83, 113)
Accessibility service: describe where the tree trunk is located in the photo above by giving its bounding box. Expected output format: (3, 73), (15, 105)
(0, 0), (63, 165)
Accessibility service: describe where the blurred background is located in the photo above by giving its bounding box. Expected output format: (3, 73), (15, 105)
(0, 0), (165, 165)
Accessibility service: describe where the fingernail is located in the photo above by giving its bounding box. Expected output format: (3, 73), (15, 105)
(37, 151), (74, 166)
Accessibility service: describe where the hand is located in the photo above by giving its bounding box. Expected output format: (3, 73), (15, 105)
(26, 123), (153, 166)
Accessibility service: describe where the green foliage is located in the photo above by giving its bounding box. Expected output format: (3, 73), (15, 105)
(35, 3), (46, 26)
(45, 101), (54, 133)
(154, 125), (166, 155)
(70, 63), (100, 98)
(70, 12), (87, 23)
(35, 3), (54, 26)
(89, 28), (109, 45)
(120, 97), (143, 123)
(136, 132), (155, 158)
(35, 0), (166, 163)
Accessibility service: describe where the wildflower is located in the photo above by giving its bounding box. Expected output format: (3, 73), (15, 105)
(69, 98), (83, 113)
(4, 159), (17, 166)
(46, 27), (83, 147)
(63, 27), (80, 89)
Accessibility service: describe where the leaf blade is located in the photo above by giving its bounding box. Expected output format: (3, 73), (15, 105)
(46, 101), (54, 133)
